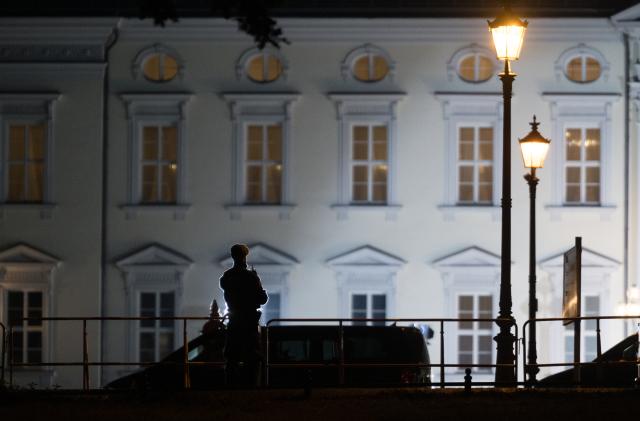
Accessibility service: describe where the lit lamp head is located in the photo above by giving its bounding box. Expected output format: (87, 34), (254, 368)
(519, 116), (551, 169)
(488, 3), (528, 61)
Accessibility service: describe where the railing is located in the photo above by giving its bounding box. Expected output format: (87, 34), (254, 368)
(265, 318), (519, 388)
(6, 316), (226, 390)
(522, 315), (640, 387)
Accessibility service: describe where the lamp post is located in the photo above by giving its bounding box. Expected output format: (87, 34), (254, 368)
(519, 116), (551, 386)
(487, 2), (527, 385)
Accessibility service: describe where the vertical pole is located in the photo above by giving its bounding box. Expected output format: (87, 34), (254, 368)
(264, 323), (270, 387)
(525, 169), (540, 385)
(495, 59), (517, 385)
(1, 323), (5, 386)
(339, 320), (344, 386)
(440, 320), (445, 388)
(573, 318), (581, 386)
(183, 319), (190, 389)
(83, 319), (90, 391)
(596, 318), (602, 358)
(8, 325), (13, 388)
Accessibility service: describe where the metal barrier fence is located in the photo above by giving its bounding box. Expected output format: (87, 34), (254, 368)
(6, 316), (226, 390)
(265, 318), (519, 388)
(522, 315), (640, 387)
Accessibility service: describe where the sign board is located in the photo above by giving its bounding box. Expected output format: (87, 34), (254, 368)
(562, 237), (582, 325)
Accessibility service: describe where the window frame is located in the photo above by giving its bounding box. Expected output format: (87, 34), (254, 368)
(554, 44), (609, 84)
(243, 121), (284, 204)
(349, 122), (390, 204)
(447, 44), (499, 83)
(561, 123), (602, 205)
(328, 93), (404, 220)
(222, 93), (299, 220)
(0, 93), (59, 217)
(349, 292), (387, 326)
(455, 123), (496, 205)
(136, 290), (177, 363)
(341, 44), (395, 83)
(455, 292), (495, 373)
(120, 93), (192, 220)
(132, 43), (184, 83)
(236, 47), (288, 83)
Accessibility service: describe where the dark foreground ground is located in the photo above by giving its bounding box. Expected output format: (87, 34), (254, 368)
(0, 388), (638, 421)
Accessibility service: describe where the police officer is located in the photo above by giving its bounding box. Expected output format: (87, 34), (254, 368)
(219, 244), (268, 386)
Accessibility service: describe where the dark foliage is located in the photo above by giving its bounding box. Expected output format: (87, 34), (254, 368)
(138, 0), (288, 48)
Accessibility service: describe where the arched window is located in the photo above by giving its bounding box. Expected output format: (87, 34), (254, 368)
(342, 44), (395, 83)
(132, 44), (184, 83)
(555, 44), (609, 84)
(236, 47), (287, 83)
(447, 44), (498, 83)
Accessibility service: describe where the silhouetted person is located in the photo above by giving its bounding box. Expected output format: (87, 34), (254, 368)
(219, 244), (268, 386)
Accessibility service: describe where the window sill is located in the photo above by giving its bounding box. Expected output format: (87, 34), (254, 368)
(437, 204), (500, 222)
(545, 204), (616, 221)
(0, 203), (56, 219)
(331, 204), (402, 221)
(224, 204), (296, 221)
(120, 204), (191, 220)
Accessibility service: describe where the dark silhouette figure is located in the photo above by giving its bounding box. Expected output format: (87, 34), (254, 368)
(219, 244), (268, 386)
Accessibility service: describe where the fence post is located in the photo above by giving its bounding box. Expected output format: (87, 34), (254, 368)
(82, 319), (90, 391)
(464, 368), (472, 392)
(183, 318), (190, 389)
(338, 320), (344, 386)
(8, 325), (13, 388)
(439, 320), (445, 388)
(0, 322), (5, 386)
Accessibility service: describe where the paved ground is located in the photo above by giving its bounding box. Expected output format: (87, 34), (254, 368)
(0, 388), (638, 420)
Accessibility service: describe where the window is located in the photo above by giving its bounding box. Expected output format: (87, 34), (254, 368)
(132, 44), (184, 82)
(458, 54), (494, 83)
(435, 93), (502, 216)
(564, 296), (600, 363)
(457, 294), (493, 372)
(327, 245), (404, 322)
(7, 123), (46, 203)
(457, 126), (493, 204)
(115, 244), (192, 364)
(342, 44), (395, 83)
(351, 124), (388, 203)
(222, 94), (298, 220)
(351, 293), (386, 326)
(554, 44), (609, 84)
(245, 124), (283, 203)
(328, 94), (404, 219)
(261, 293), (281, 325)
(236, 48), (288, 83)
(542, 93), (618, 213)
(8, 290), (44, 363)
(564, 127), (601, 204)
(141, 125), (178, 203)
(139, 291), (175, 362)
(120, 94), (192, 219)
(447, 44), (497, 83)
(0, 93), (58, 213)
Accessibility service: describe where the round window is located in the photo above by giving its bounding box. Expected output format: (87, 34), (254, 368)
(458, 54), (494, 83)
(353, 54), (389, 82)
(565, 56), (601, 83)
(247, 54), (283, 83)
(143, 53), (178, 82)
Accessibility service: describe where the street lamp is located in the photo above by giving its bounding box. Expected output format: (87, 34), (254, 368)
(488, 2), (528, 385)
(519, 115), (551, 385)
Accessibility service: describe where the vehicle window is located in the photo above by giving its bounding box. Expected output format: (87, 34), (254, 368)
(275, 339), (310, 361)
(345, 329), (426, 362)
(322, 339), (337, 361)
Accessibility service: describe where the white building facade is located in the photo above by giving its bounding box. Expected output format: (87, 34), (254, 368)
(2, 6), (640, 387)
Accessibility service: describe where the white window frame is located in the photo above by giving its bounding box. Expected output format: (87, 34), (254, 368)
(562, 124), (602, 205)
(349, 122), (390, 204)
(132, 43), (185, 82)
(540, 248), (619, 374)
(235, 47), (288, 83)
(219, 243), (298, 325)
(446, 44), (499, 83)
(137, 290), (177, 362)
(349, 292), (387, 325)
(0, 243), (60, 386)
(116, 244), (192, 364)
(0, 93), (59, 219)
(243, 122), (285, 204)
(542, 93), (619, 219)
(554, 44), (609, 83)
(454, 292), (495, 373)
(120, 93), (192, 220)
(341, 44), (396, 83)
(327, 245), (405, 322)
(328, 93), (404, 220)
(435, 93), (503, 220)
(455, 124), (496, 205)
(563, 294), (601, 362)
(222, 93), (299, 220)
(433, 246), (501, 381)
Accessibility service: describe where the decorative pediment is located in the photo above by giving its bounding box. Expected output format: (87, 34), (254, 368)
(539, 248), (620, 270)
(433, 246), (502, 269)
(116, 243), (192, 273)
(0, 243), (60, 272)
(219, 243), (298, 270)
(327, 245), (405, 268)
